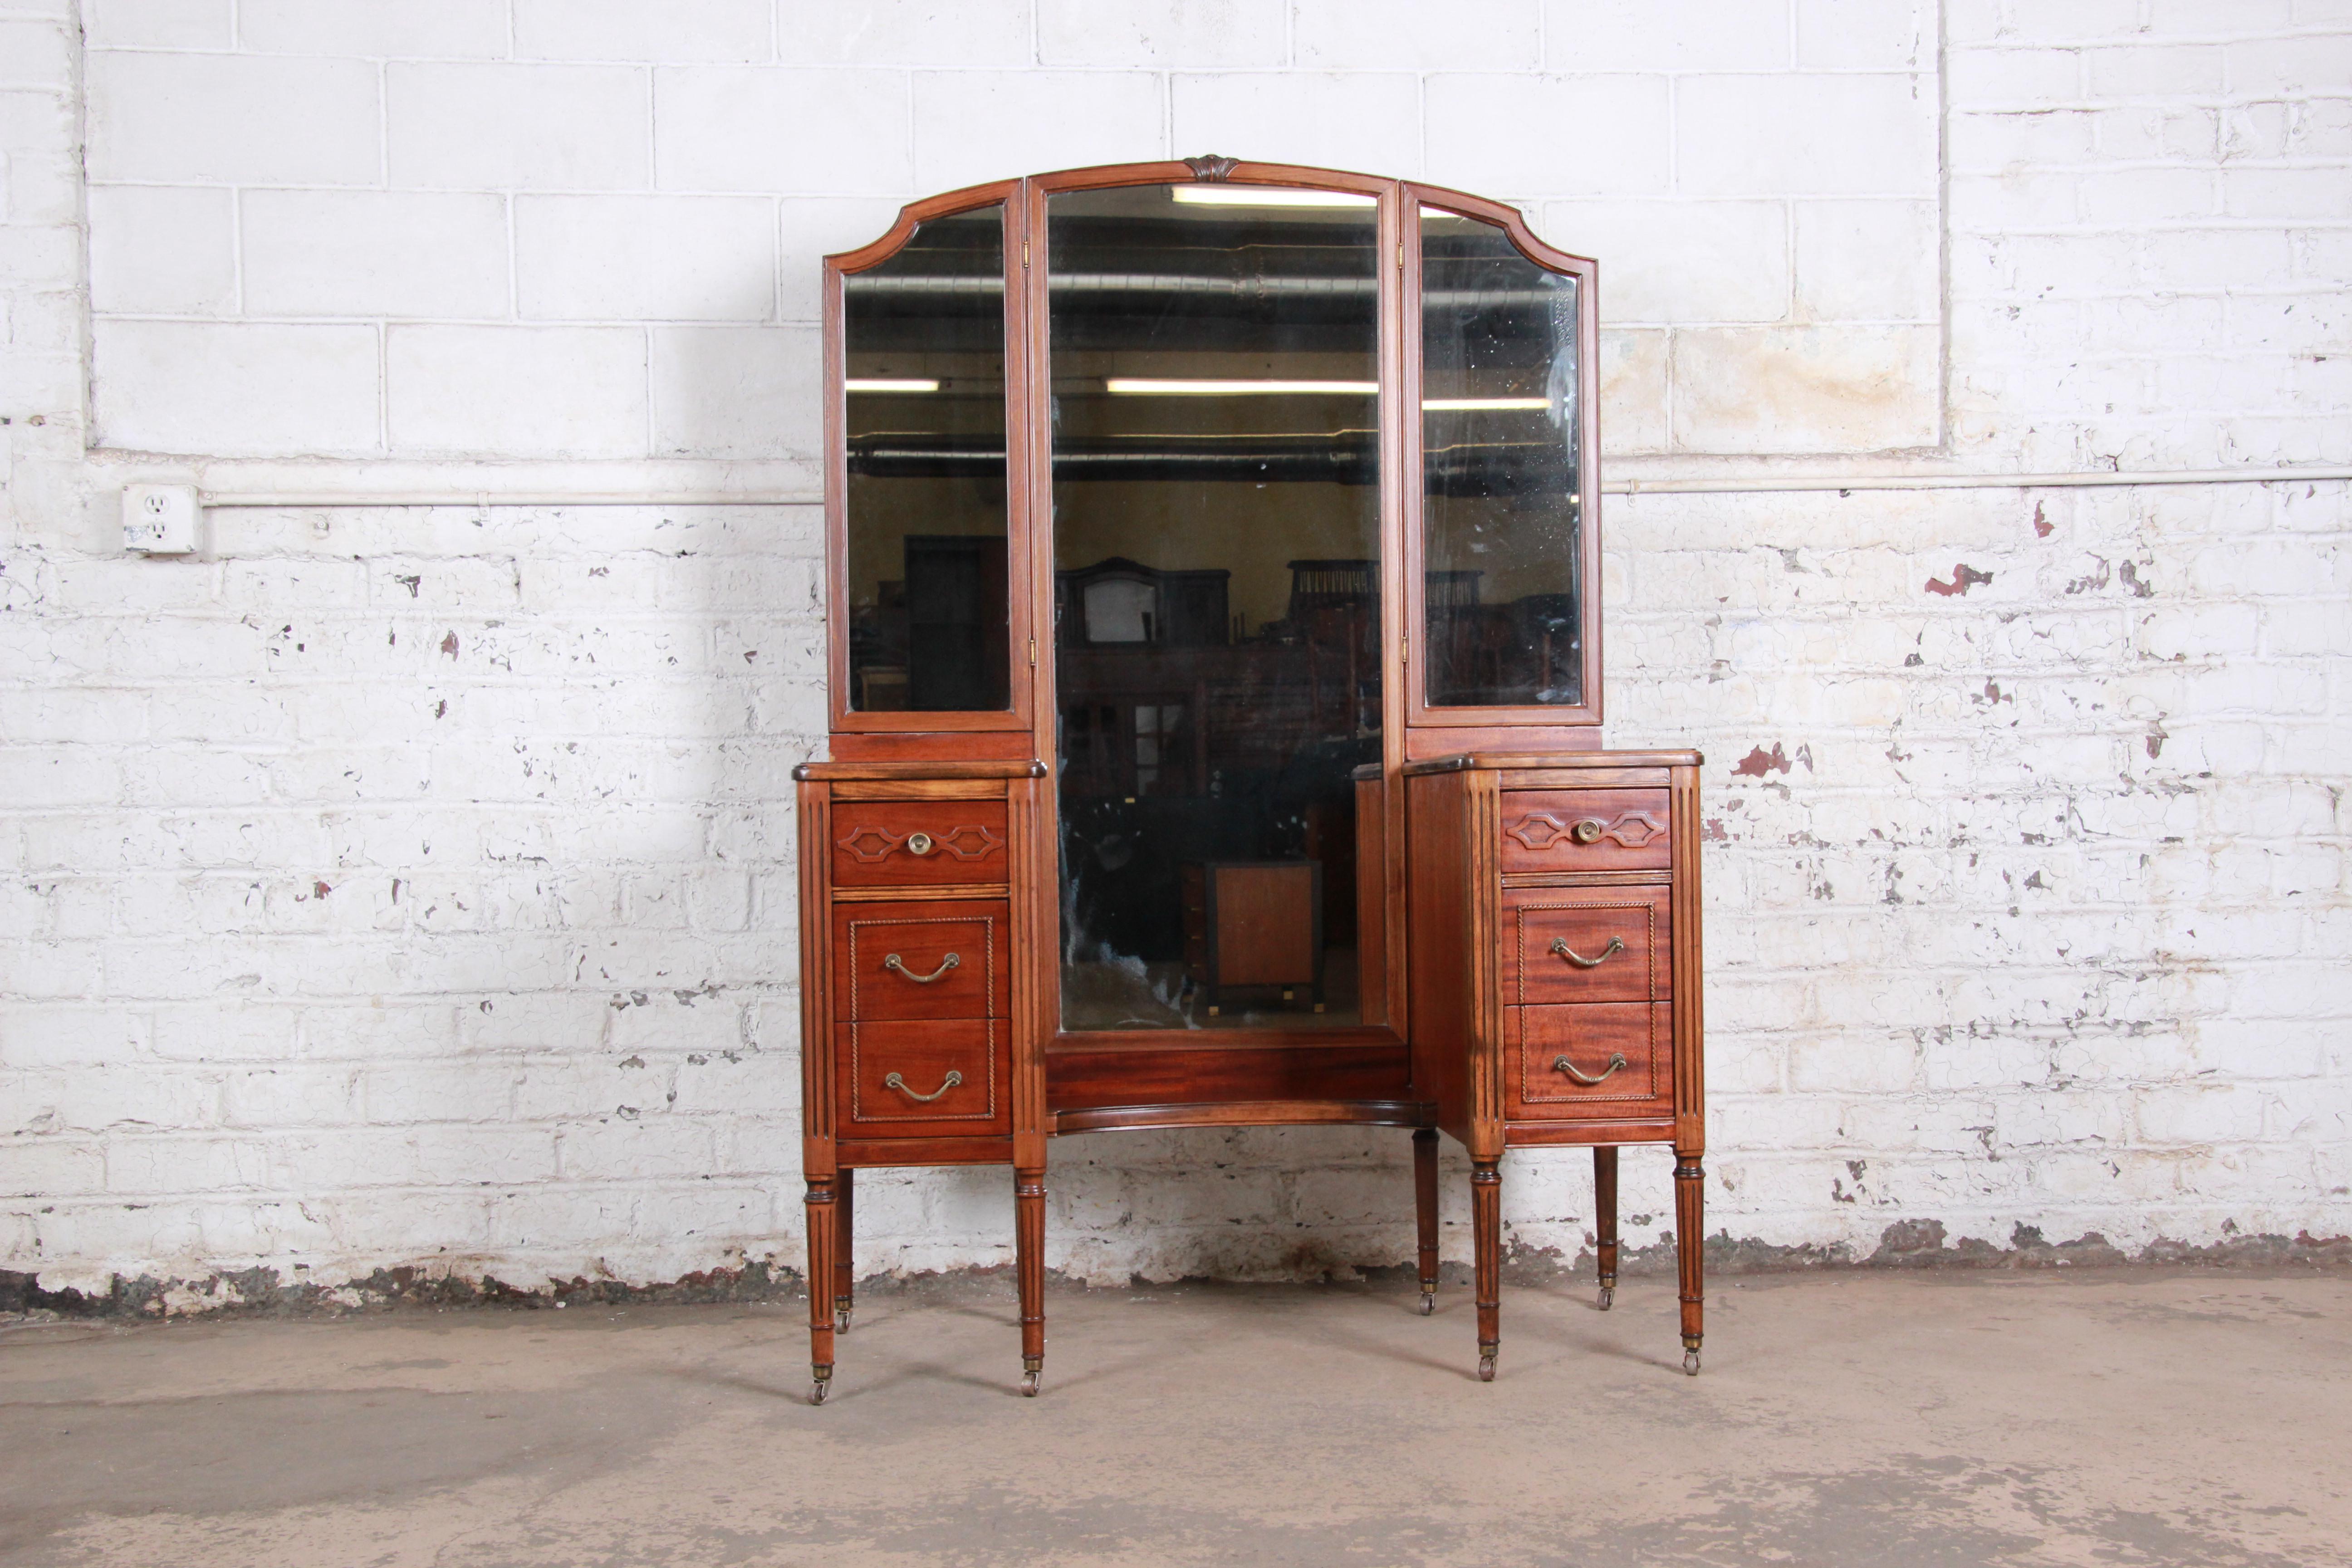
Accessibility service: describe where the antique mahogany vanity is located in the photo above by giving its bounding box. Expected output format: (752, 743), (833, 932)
(796, 157), (1705, 1403)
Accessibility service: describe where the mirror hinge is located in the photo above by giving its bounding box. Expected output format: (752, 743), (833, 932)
(1028, 634), (1037, 667)
(1396, 241), (1404, 271)
(1022, 239), (1030, 269)
(1399, 633), (1408, 664)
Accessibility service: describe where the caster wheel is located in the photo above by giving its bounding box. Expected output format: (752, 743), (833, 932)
(810, 1376), (831, 1406)
(1418, 1289), (1436, 1317)
(1477, 1352), (1496, 1383)
(834, 1307), (852, 1334)
(1020, 1370), (1041, 1398)
(1683, 1349), (1701, 1377)
(1597, 1286), (1613, 1312)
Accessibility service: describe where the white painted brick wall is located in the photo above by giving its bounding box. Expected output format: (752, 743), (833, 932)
(1, 1), (2347, 1304)
(68, 0), (1962, 467)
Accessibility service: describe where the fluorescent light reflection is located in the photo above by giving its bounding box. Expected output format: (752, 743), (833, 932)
(845, 377), (940, 393)
(1094, 380), (1553, 411)
(1105, 378), (1378, 396)
(1171, 186), (1377, 209)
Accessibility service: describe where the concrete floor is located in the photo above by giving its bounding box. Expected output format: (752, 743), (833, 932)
(2, 1269), (2346, 1567)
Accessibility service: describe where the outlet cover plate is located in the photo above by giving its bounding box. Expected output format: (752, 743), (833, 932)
(123, 484), (199, 554)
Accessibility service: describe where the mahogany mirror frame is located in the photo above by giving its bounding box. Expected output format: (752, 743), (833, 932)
(821, 176), (1037, 739)
(1400, 184), (1605, 739)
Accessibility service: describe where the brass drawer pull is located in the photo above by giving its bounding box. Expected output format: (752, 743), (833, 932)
(883, 1068), (963, 1103)
(885, 951), (960, 984)
(905, 831), (935, 855)
(1549, 935), (1624, 969)
(1570, 818), (1605, 844)
(1553, 1052), (1628, 1086)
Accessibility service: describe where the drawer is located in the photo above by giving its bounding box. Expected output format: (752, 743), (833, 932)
(830, 799), (1009, 888)
(839, 1018), (1008, 1136)
(1506, 1002), (1673, 1118)
(833, 901), (1010, 1022)
(1499, 789), (1670, 874)
(1509, 889), (1671, 1006)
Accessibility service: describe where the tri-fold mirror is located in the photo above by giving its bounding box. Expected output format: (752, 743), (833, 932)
(827, 162), (1600, 1045)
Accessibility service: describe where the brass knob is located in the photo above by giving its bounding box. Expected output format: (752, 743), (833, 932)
(1570, 819), (1604, 845)
(905, 831), (934, 856)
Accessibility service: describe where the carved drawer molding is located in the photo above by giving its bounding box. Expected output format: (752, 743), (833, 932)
(836, 822), (1006, 864)
(1504, 808), (1665, 852)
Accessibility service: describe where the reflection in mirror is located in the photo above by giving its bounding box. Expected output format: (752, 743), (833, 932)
(843, 203), (1010, 712)
(1421, 207), (1583, 707)
(1049, 183), (1382, 1033)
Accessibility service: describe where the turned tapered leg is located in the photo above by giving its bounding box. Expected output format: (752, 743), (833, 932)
(1016, 1168), (1046, 1396)
(1471, 1160), (1501, 1381)
(833, 1167), (855, 1334)
(1412, 1128), (1440, 1316)
(1674, 1151), (1704, 1375)
(1593, 1145), (1619, 1311)
(804, 1176), (838, 1404)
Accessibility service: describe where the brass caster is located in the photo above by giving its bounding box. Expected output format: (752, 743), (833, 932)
(1477, 1350), (1497, 1383)
(810, 1367), (832, 1406)
(834, 1306), (852, 1334)
(1683, 1349), (1701, 1377)
(1597, 1285), (1614, 1312)
(1021, 1356), (1043, 1398)
(1418, 1286), (1436, 1317)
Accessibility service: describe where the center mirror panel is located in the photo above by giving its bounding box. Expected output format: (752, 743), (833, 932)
(1047, 182), (1383, 1034)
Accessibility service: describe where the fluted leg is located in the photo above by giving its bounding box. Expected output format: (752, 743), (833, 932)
(1675, 1151), (1704, 1375)
(1016, 1168), (1045, 1396)
(1593, 1145), (1618, 1311)
(1413, 1128), (1439, 1316)
(1471, 1160), (1500, 1381)
(804, 1176), (838, 1404)
(833, 1167), (855, 1334)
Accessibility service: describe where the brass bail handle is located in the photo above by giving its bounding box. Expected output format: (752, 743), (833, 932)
(1550, 935), (1624, 969)
(884, 952), (960, 984)
(1553, 1052), (1628, 1086)
(883, 1069), (963, 1102)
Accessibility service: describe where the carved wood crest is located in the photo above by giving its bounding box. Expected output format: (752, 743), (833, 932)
(1182, 153), (1239, 181)
(1505, 810), (1665, 852)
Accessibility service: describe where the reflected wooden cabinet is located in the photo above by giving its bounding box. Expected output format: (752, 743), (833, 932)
(797, 157), (1705, 1404)
(1181, 860), (1326, 1015)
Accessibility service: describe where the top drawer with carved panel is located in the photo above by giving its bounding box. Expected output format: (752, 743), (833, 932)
(1499, 789), (1670, 875)
(830, 800), (1009, 888)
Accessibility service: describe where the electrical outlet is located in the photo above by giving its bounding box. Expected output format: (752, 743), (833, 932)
(123, 484), (200, 554)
